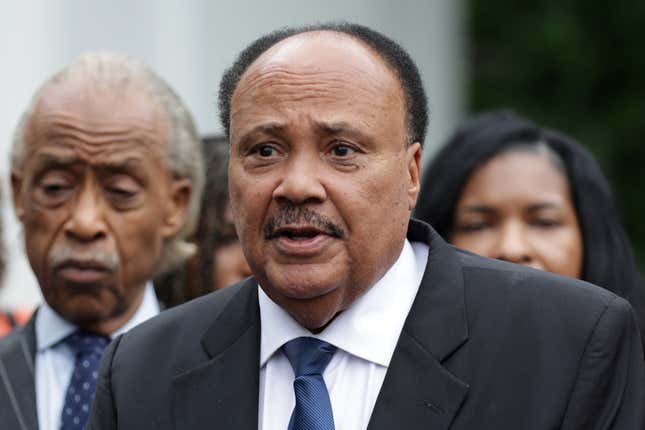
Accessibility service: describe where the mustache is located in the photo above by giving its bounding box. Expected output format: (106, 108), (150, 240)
(263, 205), (346, 239)
(48, 244), (119, 272)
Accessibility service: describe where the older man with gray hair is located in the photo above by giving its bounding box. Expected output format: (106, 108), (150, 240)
(0, 51), (204, 430)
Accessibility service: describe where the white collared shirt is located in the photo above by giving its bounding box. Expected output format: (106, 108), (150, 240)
(258, 239), (429, 430)
(34, 283), (160, 430)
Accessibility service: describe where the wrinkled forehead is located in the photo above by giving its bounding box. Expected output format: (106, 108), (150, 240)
(35, 78), (162, 125)
(231, 31), (405, 116)
(25, 78), (169, 150)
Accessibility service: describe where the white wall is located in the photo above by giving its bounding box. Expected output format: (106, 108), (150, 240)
(0, 0), (466, 307)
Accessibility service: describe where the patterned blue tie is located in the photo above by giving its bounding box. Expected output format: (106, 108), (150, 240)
(60, 331), (110, 430)
(282, 337), (337, 430)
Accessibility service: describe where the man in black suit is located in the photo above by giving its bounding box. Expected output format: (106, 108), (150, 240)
(88, 24), (644, 429)
(0, 52), (203, 430)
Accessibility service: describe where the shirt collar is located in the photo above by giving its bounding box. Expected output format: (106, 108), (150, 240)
(36, 282), (160, 351)
(259, 239), (428, 368)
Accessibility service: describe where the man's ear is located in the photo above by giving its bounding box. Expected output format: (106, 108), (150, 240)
(11, 169), (25, 221)
(161, 177), (193, 239)
(406, 142), (422, 211)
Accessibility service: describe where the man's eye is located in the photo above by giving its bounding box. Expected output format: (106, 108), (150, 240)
(107, 187), (136, 199)
(42, 183), (70, 194)
(257, 145), (276, 157)
(34, 177), (74, 206)
(331, 144), (356, 157)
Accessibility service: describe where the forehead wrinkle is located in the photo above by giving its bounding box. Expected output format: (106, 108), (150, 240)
(24, 142), (160, 170)
(28, 151), (148, 176)
(35, 111), (161, 135)
(236, 63), (394, 103)
(231, 33), (407, 143)
(28, 82), (170, 149)
(29, 112), (164, 152)
(231, 71), (399, 132)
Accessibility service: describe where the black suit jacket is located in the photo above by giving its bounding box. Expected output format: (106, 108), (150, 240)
(87, 220), (645, 429)
(0, 316), (39, 430)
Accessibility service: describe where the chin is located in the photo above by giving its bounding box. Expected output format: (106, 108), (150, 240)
(264, 275), (341, 301)
(294, 309), (339, 333)
(54, 294), (118, 323)
(263, 263), (346, 296)
(57, 305), (108, 327)
(262, 281), (347, 332)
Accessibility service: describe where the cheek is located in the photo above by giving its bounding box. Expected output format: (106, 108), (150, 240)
(23, 208), (67, 272)
(338, 163), (411, 267)
(535, 229), (584, 278)
(352, 162), (408, 214)
(451, 233), (496, 256)
(230, 177), (272, 238)
(108, 212), (165, 284)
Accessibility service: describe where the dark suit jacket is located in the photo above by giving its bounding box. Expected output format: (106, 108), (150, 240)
(0, 294), (162, 430)
(0, 315), (39, 430)
(87, 220), (645, 429)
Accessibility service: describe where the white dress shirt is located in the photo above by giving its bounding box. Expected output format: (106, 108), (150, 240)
(258, 239), (429, 430)
(34, 283), (160, 430)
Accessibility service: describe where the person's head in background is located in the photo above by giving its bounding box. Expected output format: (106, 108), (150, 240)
(154, 136), (251, 307)
(196, 136), (251, 292)
(415, 109), (645, 331)
(11, 52), (204, 334)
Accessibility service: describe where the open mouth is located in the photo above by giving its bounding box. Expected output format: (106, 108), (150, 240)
(275, 226), (326, 241)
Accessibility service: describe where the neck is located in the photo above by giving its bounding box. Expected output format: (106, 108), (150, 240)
(76, 287), (146, 336)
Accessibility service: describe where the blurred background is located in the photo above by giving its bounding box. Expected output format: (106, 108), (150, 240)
(0, 0), (642, 307)
(470, 1), (645, 267)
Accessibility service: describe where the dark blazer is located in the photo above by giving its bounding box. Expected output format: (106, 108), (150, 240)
(0, 315), (39, 430)
(87, 220), (645, 429)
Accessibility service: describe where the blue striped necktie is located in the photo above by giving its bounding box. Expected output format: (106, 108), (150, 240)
(282, 337), (337, 430)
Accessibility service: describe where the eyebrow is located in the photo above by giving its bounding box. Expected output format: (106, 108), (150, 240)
(525, 202), (563, 212)
(457, 205), (496, 215)
(458, 202), (564, 214)
(93, 157), (144, 172)
(236, 120), (371, 147)
(236, 122), (286, 148)
(314, 121), (367, 138)
(32, 153), (78, 171)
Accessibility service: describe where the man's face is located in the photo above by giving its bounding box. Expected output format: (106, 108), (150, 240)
(228, 32), (422, 330)
(12, 81), (190, 334)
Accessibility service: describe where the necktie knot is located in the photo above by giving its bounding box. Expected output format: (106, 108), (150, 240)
(282, 337), (337, 377)
(282, 337), (337, 429)
(64, 331), (110, 358)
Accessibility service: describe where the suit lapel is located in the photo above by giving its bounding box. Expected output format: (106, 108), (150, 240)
(173, 279), (260, 430)
(0, 315), (39, 430)
(368, 220), (470, 430)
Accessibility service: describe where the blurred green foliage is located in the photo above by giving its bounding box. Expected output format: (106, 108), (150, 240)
(470, 1), (645, 265)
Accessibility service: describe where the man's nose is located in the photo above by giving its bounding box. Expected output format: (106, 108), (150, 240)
(493, 221), (534, 266)
(64, 188), (107, 242)
(272, 155), (327, 205)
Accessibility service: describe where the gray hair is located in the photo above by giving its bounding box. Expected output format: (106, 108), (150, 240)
(11, 52), (205, 275)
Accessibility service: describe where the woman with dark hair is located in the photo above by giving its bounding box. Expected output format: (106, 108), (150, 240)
(154, 136), (251, 307)
(415, 109), (645, 342)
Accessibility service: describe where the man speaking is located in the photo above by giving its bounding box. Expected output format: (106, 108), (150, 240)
(88, 24), (644, 429)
